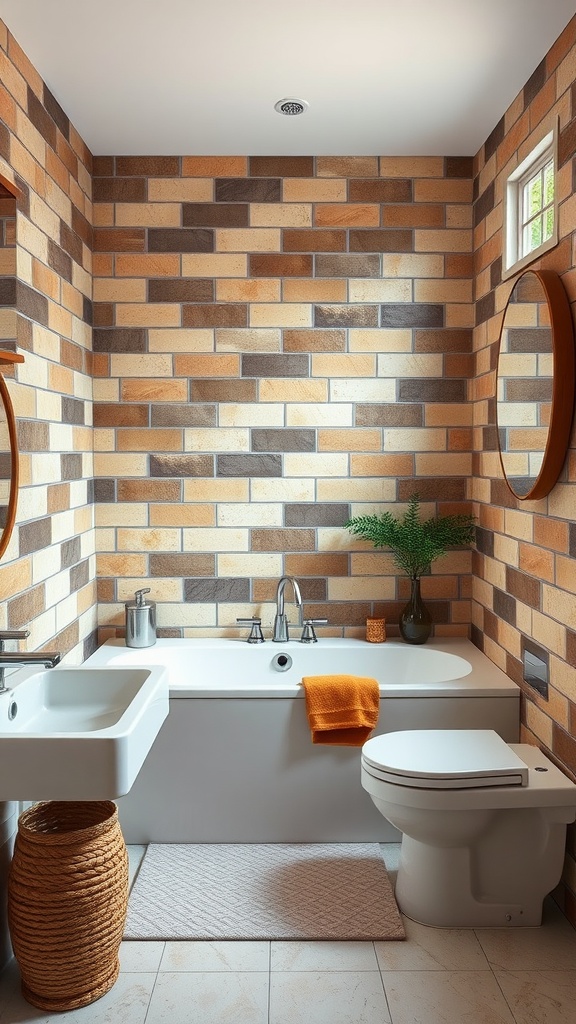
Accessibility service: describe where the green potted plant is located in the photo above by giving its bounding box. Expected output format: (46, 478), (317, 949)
(345, 494), (476, 644)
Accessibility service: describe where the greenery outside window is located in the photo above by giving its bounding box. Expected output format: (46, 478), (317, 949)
(503, 125), (558, 279)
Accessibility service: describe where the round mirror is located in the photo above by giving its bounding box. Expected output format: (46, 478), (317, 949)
(496, 268), (575, 500)
(0, 352), (23, 559)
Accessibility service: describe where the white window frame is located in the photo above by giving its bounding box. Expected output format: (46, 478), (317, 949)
(503, 123), (558, 280)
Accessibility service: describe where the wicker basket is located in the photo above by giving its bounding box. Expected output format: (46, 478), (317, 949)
(7, 800), (129, 1011)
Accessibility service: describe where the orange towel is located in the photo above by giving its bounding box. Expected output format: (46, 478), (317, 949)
(302, 674), (380, 746)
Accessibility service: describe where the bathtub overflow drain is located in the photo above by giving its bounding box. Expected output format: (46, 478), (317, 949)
(8, 701), (17, 721)
(272, 653), (292, 672)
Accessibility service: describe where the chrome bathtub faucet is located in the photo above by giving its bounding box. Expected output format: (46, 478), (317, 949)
(272, 576), (303, 642)
(0, 629), (62, 694)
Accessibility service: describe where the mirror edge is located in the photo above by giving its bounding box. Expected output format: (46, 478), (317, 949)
(496, 268), (575, 502)
(0, 350), (24, 560)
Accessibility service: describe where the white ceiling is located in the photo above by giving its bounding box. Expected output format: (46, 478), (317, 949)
(1, 0), (575, 157)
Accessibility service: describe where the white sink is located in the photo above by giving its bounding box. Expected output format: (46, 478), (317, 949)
(0, 666), (169, 800)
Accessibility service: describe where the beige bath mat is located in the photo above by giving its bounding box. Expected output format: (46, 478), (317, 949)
(125, 843), (405, 941)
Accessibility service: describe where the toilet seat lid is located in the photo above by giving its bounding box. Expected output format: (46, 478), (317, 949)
(361, 730), (529, 789)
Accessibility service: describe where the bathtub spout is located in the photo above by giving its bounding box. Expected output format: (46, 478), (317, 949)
(272, 576), (303, 642)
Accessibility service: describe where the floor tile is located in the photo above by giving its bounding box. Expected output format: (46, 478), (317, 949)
(375, 916), (490, 970)
(382, 969), (515, 1024)
(475, 899), (576, 971)
(270, 971), (391, 1024)
(120, 940), (165, 972)
(160, 940), (270, 972)
(0, 964), (156, 1024)
(271, 940), (378, 971)
(494, 969), (576, 1024)
(145, 971), (269, 1024)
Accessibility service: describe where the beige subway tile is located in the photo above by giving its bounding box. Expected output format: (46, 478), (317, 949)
(97, 554), (148, 577)
(446, 204), (473, 228)
(284, 453), (348, 476)
(349, 279), (412, 303)
(414, 279), (473, 302)
(96, 504), (148, 527)
(286, 403), (353, 426)
(217, 553), (282, 576)
(121, 378), (188, 402)
(150, 504), (215, 527)
(48, 302), (72, 337)
(216, 278), (280, 302)
(219, 403), (284, 426)
(317, 478), (396, 501)
(215, 328), (280, 352)
(93, 278), (147, 303)
(217, 503), (283, 527)
(425, 404), (472, 426)
(283, 179), (346, 202)
(330, 379), (396, 402)
(110, 354), (173, 377)
(351, 551), (397, 575)
(117, 528), (181, 552)
(115, 203), (181, 227)
(157, 603), (216, 628)
(183, 478), (249, 502)
(445, 303), (474, 328)
(182, 253), (247, 277)
(351, 454), (414, 476)
(414, 229), (473, 252)
(549, 655), (576, 702)
(493, 533), (519, 566)
(174, 353), (239, 376)
(216, 228), (281, 252)
(283, 280), (346, 302)
(148, 328), (214, 352)
(415, 453), (472, 475)
(0, 559), (32, 602)
(116, 254), (181, 277)
(329, 577), (396, 601)
(312, 354), (376, 377)
(260, 379), (328, 402)
(118, 578), (183, 601)
(182, 156), (247, 176)
(349, 328), (412, 352)
(383, 428), (446, 451)
(318, 428), (382, 451)
(543, 585), (576, 630)
(93, 428), (115, 451)
(148, 178), (213, 201)
(249, 303), (312, 327)
(250, 478), (315, 501)
(182, 528), (249, 552)
(382, 253), (444, 277)
(116, 303), (181, 328)
(379, 156), (444, 177)
(94, 453), (148, 475)
(250, 203), (312, 227)
(504, 509), (533, 542)
(184, 427), (249, 451)
(378, 353), (443, 376)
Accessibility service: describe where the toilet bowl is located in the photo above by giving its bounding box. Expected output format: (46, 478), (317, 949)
(361, 729), (576, 928)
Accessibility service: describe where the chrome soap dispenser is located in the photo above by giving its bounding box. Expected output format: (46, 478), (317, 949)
(125, 588), (157, 648)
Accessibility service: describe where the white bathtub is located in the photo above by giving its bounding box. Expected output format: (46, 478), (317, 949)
(85, 638), (520, 843)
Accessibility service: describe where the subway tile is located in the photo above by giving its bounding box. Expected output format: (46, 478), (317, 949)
(183, 303), (247, 327)
(286, 403), (352, 426)
(220, 404), (284, 427)
(250, 202), (312, 227)
(285, 553), (349, 576)
(182, 203), (249, 227)
(252, 528), (316, 551)
(148, 228), (214, 252)
(314, 304), (378, 327)
(118, 479), (182, 502)
(317, 156), (379, 177)
(121, 379), (188, 402)
(150, 553), (214, 576)
(190, 379), (257, 403)
(356, 403), (423, 426)
(312, 354), (375, 377)
(282, 279), (346, 302)
(217, 453), (282, 477)
(116, 157), (180, 176)
(216, 280), (281, 303)
(398, 379), (467, 402)
(251, 428), (316, 452)
(414, 328), (473, 352)
(218, 503), (283, 527)
(151, 404), (217, 427)
(19, 517), (52, 556)
(381, 303), (444, 327)
(148, 279), (214, 302)
(149, 454), (214, 477)
(182, 253), (248, 277)
(93, 403), (149, 427)
(94, 227), (146, 252)
(349, 229), (413, 252)
(382, 203), (445, 227)
(315, 253), (381, 277)
(93, 328), (147, 353)
(283, 178), (346, 202)
(217, 228), (281, 252)
(349, 178), (412, 202)
(284, 503), (350, 527)
(182, 157), (247, 176)
(250, 254), (313, 276)
(215, 178), (281, 202)
(148, 178), (213, 202)
(184, 427), (249, 452)
(249, 156), (314, 177)
(242, 353), (309, 377)
(184, 578), (250, 602)
(283, 329), (346, 352)
(283, 229), (346, 252)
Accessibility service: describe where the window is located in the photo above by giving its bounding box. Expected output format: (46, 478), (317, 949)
(503, 125), (558, 279)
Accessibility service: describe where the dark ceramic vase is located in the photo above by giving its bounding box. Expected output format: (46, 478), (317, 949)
(399, 577), (432, 645)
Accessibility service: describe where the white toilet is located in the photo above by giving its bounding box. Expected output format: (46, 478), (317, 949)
(361, 729), (576, 928)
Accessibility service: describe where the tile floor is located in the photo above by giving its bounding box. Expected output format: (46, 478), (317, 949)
(1, 844), (576, 1024)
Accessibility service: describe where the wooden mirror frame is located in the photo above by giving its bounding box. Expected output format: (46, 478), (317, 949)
(496, 268), (575, 501)
(0, 350), (24, 559)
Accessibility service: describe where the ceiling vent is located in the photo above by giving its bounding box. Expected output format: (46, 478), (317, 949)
(274, 98), (309, 116)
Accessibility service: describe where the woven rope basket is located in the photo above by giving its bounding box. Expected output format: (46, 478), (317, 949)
(8, 800), (129, 1012)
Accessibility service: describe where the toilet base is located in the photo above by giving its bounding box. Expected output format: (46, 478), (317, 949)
(395, 837), (543, 928)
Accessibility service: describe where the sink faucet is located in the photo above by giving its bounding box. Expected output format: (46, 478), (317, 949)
(0, 630), (62, 694)
(272, 576), (303, 642)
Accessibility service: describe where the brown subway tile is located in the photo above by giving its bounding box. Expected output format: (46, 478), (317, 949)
(285, 553), (349, 576)
(315, 254), (380, 277)
(215, 178), (281, 202)
(505, 566), (541, 609)
(184, 578), (250, 601)
(72, 206), (93, 248)
(317, 157), (378, 177)
(61, 537), (81, 569)
(26, 87), (57, 149)
(149, 454), (214, 476)
(190, 379), (257, 403)
(283, 329), (346, 352)
(94, 404), (149, 427)
(118, 479), (181, 502)
(382, 204), (444, 228)
(97, 579), (116, 602)
(62, 398), (85, 425)
(43, 84), (70, 138)
(70, 559), (90, 593)
(151, 405), (217, 427)
(148, 228), (213, 252)
(414, 329), (472, 352)
(8, 584), (45, 629)
(47, 483), (70, 514)
(349, 179), (412, 202)
(398, 379), (467, 402)
(19, 517), (52, 556)
(94, 228), (146, 252)
(93, 303), (114, 327)
(182, 157), (246, 176)
(251, 428), (315, 452)
(47, 239), (72, 282)
(150, 553), (215, 576)
(148, 279), (214, 302)
(445, 157), (474, 178)
(17, 420), (50, 451)
(314, 304), (378, 328)
(93, 177), (147, 202)
(349, 229), (413, 252)
(445, 253), (474, 278)
(116, 157), (180, 176)
(398, 478), (466, 502)
(93, 328), (147, 353)
(283, 229), (346, 252)
(351, 454), (413, 475)
(250, 254), (313, 276)
(249, 156), (314, 177)
(553, 723), (576, 778)
(242, 353), (308, 377)
(356, 404), (423, 426)
(381, 303), (444, 327)
(17, 282), (49, 327)
(252, 529), (315, 551)
(182, 203), (249, 227)
(183, 304), (247, 327)
(217, 454), (282, 477)
(285, 503), (350, 527)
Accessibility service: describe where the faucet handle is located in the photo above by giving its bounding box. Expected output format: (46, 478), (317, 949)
(300, 619), (328, 644)
(236, 617), (265, 644)
(0, 629), (30, 651)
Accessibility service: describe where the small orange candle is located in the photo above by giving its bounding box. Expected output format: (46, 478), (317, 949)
(366, 617), (386, 643)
